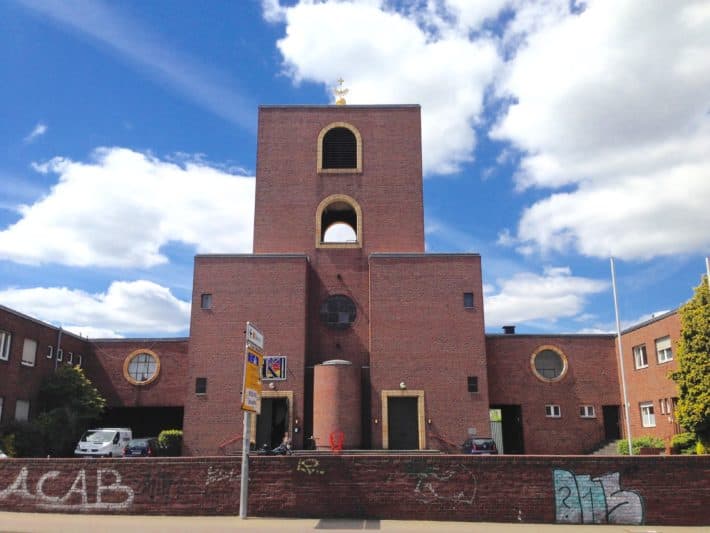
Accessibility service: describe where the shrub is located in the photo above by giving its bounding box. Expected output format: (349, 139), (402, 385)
(616, 436), (665, 455)
(158, 429), (183, 456)
(671, 432), (697, 454)
(0, 433), (16, 457)
(2, 421), (46, 457)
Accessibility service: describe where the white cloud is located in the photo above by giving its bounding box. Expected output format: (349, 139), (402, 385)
(0, 147), (254, 267)
(492, 0), (710, 260)
(18, 0), (253, 129)
(484, 266), (608, 327)
(0, 280), (190, 337)
(24, 122), (47, 143)
(266, 0), (501, 175)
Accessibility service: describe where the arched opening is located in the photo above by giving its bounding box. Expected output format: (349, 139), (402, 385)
(317, 122), (362, 173)
(315, 195), (362, 248)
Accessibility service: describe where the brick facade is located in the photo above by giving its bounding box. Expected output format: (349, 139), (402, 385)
(486, 334), (620, 454)
(618, 312), (682, 444)
(0, 455), (707, 525)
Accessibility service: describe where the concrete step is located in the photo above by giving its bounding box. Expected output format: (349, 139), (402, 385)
(590, 441), (620, 455)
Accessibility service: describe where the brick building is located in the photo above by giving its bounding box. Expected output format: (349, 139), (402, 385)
(0, 104), (692, 455)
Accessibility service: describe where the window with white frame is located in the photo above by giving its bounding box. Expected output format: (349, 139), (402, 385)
(545, 404), (561, 418)
(56, 348), (63, 362)
(632, 344), (648, 369)
(655, 336), (673, 363)
(640, 402), (656, 427)
(47, 345), (54, 359)
(67, 352), (73, 364)
(21, 338), (37, 367)
(0, 330), (11, 361)
(76, 354), (82, 367)
(15, 399), (30, 422)
(579, 405), (596, 418)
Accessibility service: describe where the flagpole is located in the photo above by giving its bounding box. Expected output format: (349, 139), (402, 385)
(610, 257), (634, 455)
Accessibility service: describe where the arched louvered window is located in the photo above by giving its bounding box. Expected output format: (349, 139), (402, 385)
(322, 127), (356, 169)
(317, 123), (362, 173)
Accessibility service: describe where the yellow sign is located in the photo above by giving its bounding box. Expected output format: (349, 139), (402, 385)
(242, 345), (263, 413)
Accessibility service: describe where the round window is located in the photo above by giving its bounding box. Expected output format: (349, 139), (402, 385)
(319, 295), (357, 329)
(123, 349), (161, 386)
(531, 346), (567, 382)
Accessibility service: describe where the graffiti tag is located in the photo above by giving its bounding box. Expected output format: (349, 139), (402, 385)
(0, 467), (134, 511)
(296, 458), (325, 475)
(554, 469), (644, 525)
(205, 465), (238, 486)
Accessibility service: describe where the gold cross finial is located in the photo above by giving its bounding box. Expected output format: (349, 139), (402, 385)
(334, 78), (348, 105)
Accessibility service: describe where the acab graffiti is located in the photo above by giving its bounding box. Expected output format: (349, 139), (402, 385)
(0, 467), (134, 511)
(554, 469), (643, 525)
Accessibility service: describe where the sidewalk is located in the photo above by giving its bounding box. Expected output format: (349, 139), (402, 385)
(0, 513), (704, 533)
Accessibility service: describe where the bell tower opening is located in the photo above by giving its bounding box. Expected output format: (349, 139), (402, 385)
(317, 122), (362, 173)
(316, 194), (362, 248)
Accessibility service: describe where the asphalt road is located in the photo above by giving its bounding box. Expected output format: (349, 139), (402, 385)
(0, 513), (705, 533)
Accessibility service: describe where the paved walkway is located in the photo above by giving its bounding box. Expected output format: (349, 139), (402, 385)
(0, 513), (704, 533)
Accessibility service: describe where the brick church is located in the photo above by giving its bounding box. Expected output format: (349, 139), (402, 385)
(0, 103), (685, 456)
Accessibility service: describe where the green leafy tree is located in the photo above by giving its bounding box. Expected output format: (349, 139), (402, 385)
(1, 366), (106, 457)
(670, 275), (710, 449)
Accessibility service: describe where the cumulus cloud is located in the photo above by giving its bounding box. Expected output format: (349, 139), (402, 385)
(0, 280), (190, 338)
(0, 147), (254, 268)
(484, 266), (608, 327)
(265, 0), (501, 175)
(24, 122), (47, 143)
(493, 0), (710, 260)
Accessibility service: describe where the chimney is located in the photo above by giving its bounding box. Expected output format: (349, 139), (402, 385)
(502, 325), (516, 335)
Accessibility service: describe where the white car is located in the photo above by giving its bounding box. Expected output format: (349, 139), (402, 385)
(0, 448), (7, 458)
(74, 428), (132, 458)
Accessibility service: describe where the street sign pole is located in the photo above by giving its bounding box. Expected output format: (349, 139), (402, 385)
(239, 410), (250, 519)
(239, 322), (264, 520)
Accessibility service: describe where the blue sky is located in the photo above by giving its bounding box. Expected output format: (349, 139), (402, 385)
(1, 0), (708, 338)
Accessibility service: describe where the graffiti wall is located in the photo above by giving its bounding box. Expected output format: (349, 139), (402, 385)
(0, 456), (707, 525)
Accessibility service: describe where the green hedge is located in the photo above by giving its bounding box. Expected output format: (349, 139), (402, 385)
(616, 436), (665, 455)
(158, 429), (183, 456)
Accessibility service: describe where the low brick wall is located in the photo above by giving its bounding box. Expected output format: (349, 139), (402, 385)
(0, 455), (708, 525)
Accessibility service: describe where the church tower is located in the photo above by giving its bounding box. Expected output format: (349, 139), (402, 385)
(183, 95), (488, 455)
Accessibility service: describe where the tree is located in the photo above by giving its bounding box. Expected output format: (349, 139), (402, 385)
(38, 365), (106, 420)
(670, 275), (710, 449)
(1, 366), (106, 457)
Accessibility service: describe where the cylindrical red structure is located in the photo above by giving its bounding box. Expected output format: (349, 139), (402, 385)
(312, 359), (361, 450)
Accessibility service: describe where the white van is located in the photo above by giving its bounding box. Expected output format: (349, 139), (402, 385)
(74, 428), (132, 458)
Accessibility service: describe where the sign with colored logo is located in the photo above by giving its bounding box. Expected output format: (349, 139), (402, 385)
(262, 355), (287, 380)
(242, 322), (264, 413)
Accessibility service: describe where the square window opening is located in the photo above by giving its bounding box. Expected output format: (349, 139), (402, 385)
(195, 377), (207, 394)
(463, 292), (474, 309)
(632, 344), (648, 369)
(0, 330), (12, 361)
(201, 293), (213, 310)
(21, 338), (37, 367)
(640, 402), (656, 427)
(579, 405), (595, 418)
(545, 404), (561, 418)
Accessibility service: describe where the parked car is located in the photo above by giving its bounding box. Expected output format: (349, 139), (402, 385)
(75, 428), (132, 458)
(462, 437), (498, 455)
(123, 437), (160, 458)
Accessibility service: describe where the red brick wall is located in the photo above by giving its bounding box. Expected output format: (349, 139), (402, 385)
(87, 339), (188, 408)
(0, 307), (91, 425)
(253, 106), (425, 255)
(0, 455), (707, 525)
(184, 255), (309, 456)
(486, 335), (620, 454)
(619, 312), (681, 444)
(369, 254), (488, 450)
